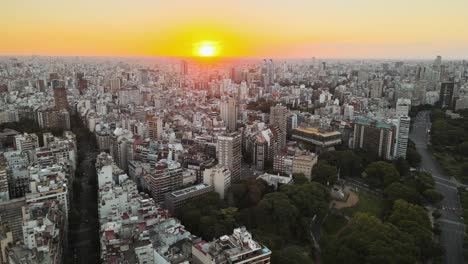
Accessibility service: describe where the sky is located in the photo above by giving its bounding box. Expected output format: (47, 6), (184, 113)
(1, 0), (468, 59)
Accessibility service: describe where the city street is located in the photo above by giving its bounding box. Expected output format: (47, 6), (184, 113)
(410, 111), (464, 264)
(65, 125), (100, 264)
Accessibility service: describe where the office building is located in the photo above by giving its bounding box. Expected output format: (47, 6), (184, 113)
(292, 127), (342, 153)
(352, 118), (396, 160)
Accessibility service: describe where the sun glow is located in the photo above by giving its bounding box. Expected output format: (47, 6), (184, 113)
(194, 42), (219, 57)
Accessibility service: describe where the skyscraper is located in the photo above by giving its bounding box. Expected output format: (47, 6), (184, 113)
(53, 86), (68, 110)
(181, 60), (188, 75)
(439, 82), (454, 109)
(217, 133), (241, 183)
(394, 115), (410, 159)
(269, 105), (288, 151)
(220, 98), (237, 132)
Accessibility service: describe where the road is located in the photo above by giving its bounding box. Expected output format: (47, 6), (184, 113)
(65, 126), (100, 263)
(410, 111), (464, 264)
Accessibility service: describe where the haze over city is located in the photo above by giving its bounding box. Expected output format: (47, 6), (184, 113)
(1, 1), (468, 264)
(2, 0), (468, 58)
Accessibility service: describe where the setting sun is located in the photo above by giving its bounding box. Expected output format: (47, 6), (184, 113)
(194, 42), (219, 57)
(199, 44), (215, 57)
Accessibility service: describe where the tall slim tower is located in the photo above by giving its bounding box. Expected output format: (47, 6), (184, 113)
(53, 87), (68, 110)
(220, 98), (237, 132)
(269, 105), (288, 151)
(395, 115), (411, 159)
(217, 133), (241, 183)
(181, 60), (188, 76)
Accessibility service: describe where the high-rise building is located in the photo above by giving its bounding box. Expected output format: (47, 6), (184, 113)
(220, 98), (237, 132)
(53, 86), (68, 110)
(147, 114), (163, 140)
(217, 133), (241, 183)
(269, 105), (288, 151)
(352, 118), (396, 160)
(181, 60), (188, 76)
(439, 82), (454, 108)
(394, 115), (411, 159)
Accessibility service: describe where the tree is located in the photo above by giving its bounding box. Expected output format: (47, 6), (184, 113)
(292, 174), (309, 185)
(393, 157), (411, 177)
(459, 141), (468, 156)
(406, 140), (421, 167)
(280, 182), (330, 218)
(323, 213), (418, 264)
(388, 200), (435, 260)
(312, 161), (337, 185)
(271, 246), (313, 264)
(362, 161), (400, 188)
(255, 192), (299, 239)
(384, 182), (422, 205)
(423, 189), (444, 204)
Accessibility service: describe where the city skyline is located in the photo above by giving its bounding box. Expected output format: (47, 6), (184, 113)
(2, 0), (468, 59)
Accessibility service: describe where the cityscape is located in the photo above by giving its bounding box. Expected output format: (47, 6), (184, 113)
(1, 1), (468, 264)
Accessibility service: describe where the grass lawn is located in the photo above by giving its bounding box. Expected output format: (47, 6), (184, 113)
(323, 214), (348, 236)
(340, 190), (384, 218)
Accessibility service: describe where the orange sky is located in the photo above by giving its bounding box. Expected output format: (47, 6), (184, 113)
(2, 0), (468, 58)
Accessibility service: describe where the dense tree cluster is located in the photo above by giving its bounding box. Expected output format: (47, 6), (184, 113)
(323, 200), (442, 263)
(177, 179), (330, 263)
(430, 108), (468, 183)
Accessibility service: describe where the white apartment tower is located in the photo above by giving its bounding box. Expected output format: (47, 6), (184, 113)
(217, 133), (241, 184)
